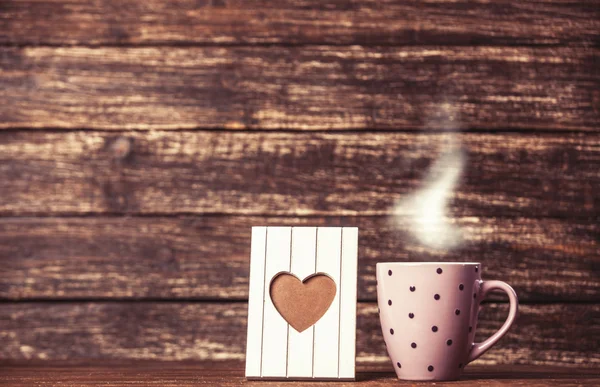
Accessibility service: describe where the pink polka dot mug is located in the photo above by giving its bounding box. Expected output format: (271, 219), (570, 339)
(376, 262), (518, 381)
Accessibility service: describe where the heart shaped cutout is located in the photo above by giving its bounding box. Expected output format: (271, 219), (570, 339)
(269, 272), (337, 333)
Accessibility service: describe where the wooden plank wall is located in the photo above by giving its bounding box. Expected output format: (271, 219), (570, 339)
(0, 0), (599, 367)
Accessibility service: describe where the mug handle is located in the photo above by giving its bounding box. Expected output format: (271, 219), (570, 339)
(467, 280), (519, 363)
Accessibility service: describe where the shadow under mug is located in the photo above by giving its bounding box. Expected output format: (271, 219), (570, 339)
(376, 262), (518, 381)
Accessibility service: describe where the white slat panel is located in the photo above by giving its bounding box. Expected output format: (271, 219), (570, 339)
(261, 227), (292, 378)
(313, 227), (342, 378)
(245, 227), (267, 378)
(338, 227), (358, 379)
(287, 227), (317, 378)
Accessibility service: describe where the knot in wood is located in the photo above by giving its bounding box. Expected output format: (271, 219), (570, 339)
(110, 137), (132, 160)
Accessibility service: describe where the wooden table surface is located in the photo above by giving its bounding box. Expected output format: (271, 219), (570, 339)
(1, 362), (598, 386)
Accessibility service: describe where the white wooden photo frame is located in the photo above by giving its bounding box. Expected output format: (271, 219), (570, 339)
(245, 226), (359, 380)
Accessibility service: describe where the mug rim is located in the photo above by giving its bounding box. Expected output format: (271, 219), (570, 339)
(376, 262), (480, 266)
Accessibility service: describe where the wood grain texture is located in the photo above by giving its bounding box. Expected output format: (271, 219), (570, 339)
(1, 0), (599, 46)
(1, 46), (598, 130)
(1, 363), (599, 387)
(0, 132), (598, 217)
(1, 216), (598, 302)
(1, 302), (598, 367)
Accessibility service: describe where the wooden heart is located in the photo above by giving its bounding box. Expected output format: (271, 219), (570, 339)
(269, 272), (337, 333)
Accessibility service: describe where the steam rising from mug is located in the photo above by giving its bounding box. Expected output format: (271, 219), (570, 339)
(391, 106), (466, 250)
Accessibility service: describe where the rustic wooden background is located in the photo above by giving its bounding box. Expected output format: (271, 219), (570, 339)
(0, 0), (598, 368)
